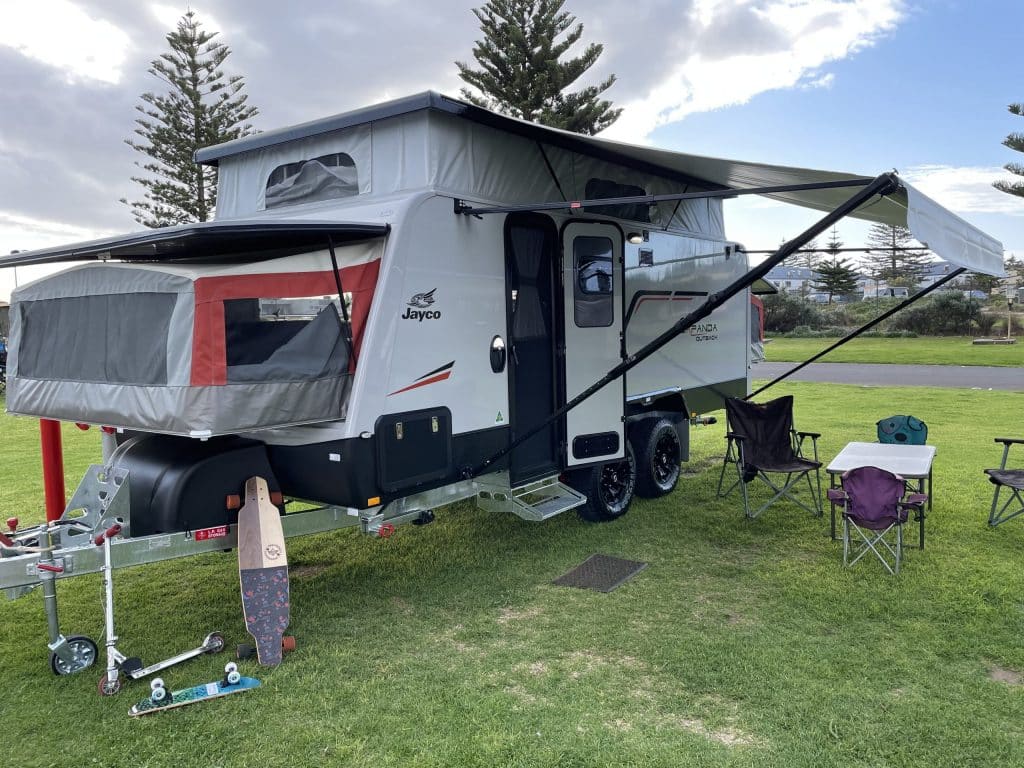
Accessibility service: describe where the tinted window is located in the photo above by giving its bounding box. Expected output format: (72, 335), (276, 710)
(585, 178), (651, 222)
(573, 236), (614, 327)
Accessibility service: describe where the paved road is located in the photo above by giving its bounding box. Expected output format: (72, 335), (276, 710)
(753, 362), (1023, 391)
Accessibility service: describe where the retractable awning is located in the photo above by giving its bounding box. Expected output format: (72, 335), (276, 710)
(193, 92), (1004, 276)
(0, 219), (390, 268)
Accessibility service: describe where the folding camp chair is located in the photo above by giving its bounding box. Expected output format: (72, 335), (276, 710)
(827, 466), (927, 574)
(985, 437), (1024, 526)
(876, 415), (928, 445)
(716, 395), (823, 519)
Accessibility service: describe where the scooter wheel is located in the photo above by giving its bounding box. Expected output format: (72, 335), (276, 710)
(98, 674), (122, 697)
(205, 632), (226, 654)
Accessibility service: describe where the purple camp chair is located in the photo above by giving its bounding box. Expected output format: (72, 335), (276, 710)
(827, 466), (928, 574)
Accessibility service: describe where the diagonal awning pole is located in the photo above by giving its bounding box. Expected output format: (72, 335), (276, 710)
(747, 267), (966, 400)
(465, 171), (901, 478)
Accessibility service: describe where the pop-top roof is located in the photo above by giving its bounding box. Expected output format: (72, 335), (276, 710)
(194, 91), (1004, 276)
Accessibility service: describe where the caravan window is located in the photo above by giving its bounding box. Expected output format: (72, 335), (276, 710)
(224, 295), (350, 383)
(585, 178), (651, 223)
(573, 236), (614, 328)
(265, 153), (359, 210)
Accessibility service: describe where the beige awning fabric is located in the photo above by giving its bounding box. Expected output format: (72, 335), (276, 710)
(561, 136), (1004, 276)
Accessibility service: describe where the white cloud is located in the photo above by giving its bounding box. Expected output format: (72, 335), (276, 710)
(0, 211), (110, 301)
(601, 0), (904, 142)
(0, 210), (110, 253)
(902, 165), (1024, 217)
(0, 0), (131, 84)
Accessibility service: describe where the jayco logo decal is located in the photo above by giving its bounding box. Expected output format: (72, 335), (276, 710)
(402, 288), (441, 320)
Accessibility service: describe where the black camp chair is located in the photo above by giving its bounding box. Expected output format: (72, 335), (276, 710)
(716, 396), (823, 519)
(985, 437), (1024, 527)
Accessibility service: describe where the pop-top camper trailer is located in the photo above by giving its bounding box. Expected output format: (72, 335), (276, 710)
(0, 92), (1003, 677)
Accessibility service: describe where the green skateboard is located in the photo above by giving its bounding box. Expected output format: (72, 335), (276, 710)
(129, 663), (259, 716)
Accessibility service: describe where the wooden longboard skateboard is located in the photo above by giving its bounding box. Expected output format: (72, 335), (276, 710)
(238, 477), (290, 666)
(129, 671), (259, 716)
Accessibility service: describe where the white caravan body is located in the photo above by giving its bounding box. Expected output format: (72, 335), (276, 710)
(4, 94), (752, 531)
(2, 91), (1001, 541)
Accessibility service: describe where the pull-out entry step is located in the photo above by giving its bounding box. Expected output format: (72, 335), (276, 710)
(477, 475), (586, 521)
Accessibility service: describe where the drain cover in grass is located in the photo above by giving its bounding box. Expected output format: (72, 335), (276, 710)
(552, 554), (648, 593)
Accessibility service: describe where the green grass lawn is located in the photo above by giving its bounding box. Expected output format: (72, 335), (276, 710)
(766, 336), (1024, 367)
(2, 385), (1023, 767)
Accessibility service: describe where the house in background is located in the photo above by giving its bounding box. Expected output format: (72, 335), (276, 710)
(0, 300), (8, 338)
(766, 264), (870, 301)
(918, 260), (969, 289)
(764, 265), (816, 294)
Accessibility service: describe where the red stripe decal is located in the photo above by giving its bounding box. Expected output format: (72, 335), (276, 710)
(635, 295), (694, 311)
(387, 370), (451, 397)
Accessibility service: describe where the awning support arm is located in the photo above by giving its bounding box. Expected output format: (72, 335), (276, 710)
(746, 267), (966, 400)
(453, 178), (874, 217)
(326, 235), (357, 367)
(464, 171), (900, 478)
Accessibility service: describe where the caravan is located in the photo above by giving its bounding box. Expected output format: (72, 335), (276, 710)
(0, 93), (1003, 675)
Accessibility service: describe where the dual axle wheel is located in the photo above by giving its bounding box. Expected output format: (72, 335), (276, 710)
(565, 417), (682, 522)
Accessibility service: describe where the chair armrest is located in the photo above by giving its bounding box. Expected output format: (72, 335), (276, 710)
(826, 488), (847, 503)
(797, 431), (821, 439)
(994, 437), (1024, 445)
(902, 493), (928, 507)
(725, 432), (746, 441)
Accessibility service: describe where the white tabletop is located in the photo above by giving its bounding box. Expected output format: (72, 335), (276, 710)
(826, 441), (936, 478)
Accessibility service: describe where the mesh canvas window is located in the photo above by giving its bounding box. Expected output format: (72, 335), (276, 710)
(224, 298), (348, 383)
(265, 153), (359, 209)
(18, 293), (175, 385)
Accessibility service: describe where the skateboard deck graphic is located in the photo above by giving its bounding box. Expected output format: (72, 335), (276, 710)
(238, 477), (290, 666)
(129, 677), (260, 716)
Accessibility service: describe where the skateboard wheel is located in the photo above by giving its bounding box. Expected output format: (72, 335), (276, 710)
(150, 679), (168, 703)
(224, 662), (238, 674)
(98, 674), (122, 697)
(282, 635), (297, 653)
(225, 666), (241, 685)
(236, 643), (256, 660)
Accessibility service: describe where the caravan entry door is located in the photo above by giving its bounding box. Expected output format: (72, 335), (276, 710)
(505, 213), (560, 485)
(561, 222), (625, 468)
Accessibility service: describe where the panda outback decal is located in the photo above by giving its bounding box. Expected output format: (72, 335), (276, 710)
(387, 361), (455, 396)
(403, 288), (440, 320)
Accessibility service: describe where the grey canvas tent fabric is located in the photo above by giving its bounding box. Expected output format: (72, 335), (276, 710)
(5, 243), (382, 436)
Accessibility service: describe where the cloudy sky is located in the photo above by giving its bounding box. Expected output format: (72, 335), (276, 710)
(1, 0), (1021, 299)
